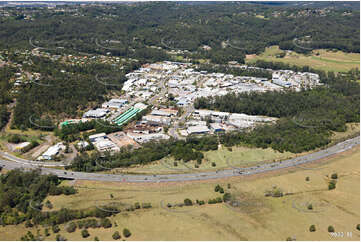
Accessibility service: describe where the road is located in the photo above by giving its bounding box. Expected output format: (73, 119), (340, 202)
(0, 137), (359, 183)
(168, 104), (194, 139)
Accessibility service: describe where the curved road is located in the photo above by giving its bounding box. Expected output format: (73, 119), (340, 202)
(0, 137), (359, 183)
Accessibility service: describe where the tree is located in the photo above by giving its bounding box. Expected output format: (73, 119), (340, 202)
(112, 231), (121, 240)
(45, 200), (53, 209)
(44, 228), (50, 237)
(357, 224), (360, 231)
(94, 237), (99, 241)
(309, 225), (316, 232)
(184, 198), (193, 206)
(305, 176), (310, 181)
(307, 204), (313, 210)
(81, 229), (90, 238)
(100, 218), (112, 228)
(65, 222), (77, 233)
(123, 228), (131, 238)
(328, 226), (335, 232)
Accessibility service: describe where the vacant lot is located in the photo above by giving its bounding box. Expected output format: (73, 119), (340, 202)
(246, 46), (360, 72)
(2, 144), (358, 241)
(105, 145), (295, 175)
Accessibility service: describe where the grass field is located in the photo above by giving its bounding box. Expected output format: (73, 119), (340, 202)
(1, 144), (359, 241)
(246, 46), (360, 72)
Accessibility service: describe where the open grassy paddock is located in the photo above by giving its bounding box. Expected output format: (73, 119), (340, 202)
(1, 144), (359, 241)
(246, 46), (360, 73)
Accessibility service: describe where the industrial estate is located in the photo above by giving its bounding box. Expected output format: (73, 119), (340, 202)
(0, 1), (359, 241)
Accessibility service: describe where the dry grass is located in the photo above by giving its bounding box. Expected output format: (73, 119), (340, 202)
(2, 145), (358, 241)
(246, 46), (360, 72)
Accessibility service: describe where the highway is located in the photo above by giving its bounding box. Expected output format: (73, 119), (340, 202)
(0, 136), (359, 183)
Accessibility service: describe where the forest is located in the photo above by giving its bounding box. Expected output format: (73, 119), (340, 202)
(0, 2), (359, 60)
(9, 55), (140, 130)
(0, 169), (77, 226)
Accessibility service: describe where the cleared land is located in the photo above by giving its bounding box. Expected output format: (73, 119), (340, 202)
(246, 46), (360, 72)
(105, 146), (295, 175)
(1, 144), (359, 241)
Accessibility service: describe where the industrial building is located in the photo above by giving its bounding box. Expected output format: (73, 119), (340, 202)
(83, 108), (109, 118)
(40, 142), (65, 160)
(102, 98), (128, 109)
(187, 125), (210, 135)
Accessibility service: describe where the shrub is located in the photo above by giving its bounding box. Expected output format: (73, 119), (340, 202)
(357, 224), (360, 231)
(216, 197), (223, 203)
(211, 162), (216, 167)
(174, 161), (178, 167)
(227, 183), (231, 189)
(305, 176), (310, 181)
(100, 218), (112, 228)
(44, 228), (50, 237)
(331, 173), (338, 179)
(184, 198), (193, 206)
(141, 203), (152, 209)
(309, 225), (316, 232)
(25, 220), (33, 228)
(219, 187), (224, 193)
(328, 226), (335, 232)
(307, 204), (313, 210)
(223, 193), (232, 202)
(52, 225), (60, 233)
(195, 164), (199, 168)
(134, 202), (141, 209)
(198, 200), (205, 205)
(81, 229), (90, 238)
(328, 181), (336, 190)
(123, 228), (131, 238)
(112, 231), (121, 240)
(55, 234), (67, 241)
(45, 200), (53, 209)
(94, 236), (99, 241)
(65, 222), (77, 233)
(215, 184), (222, 192)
